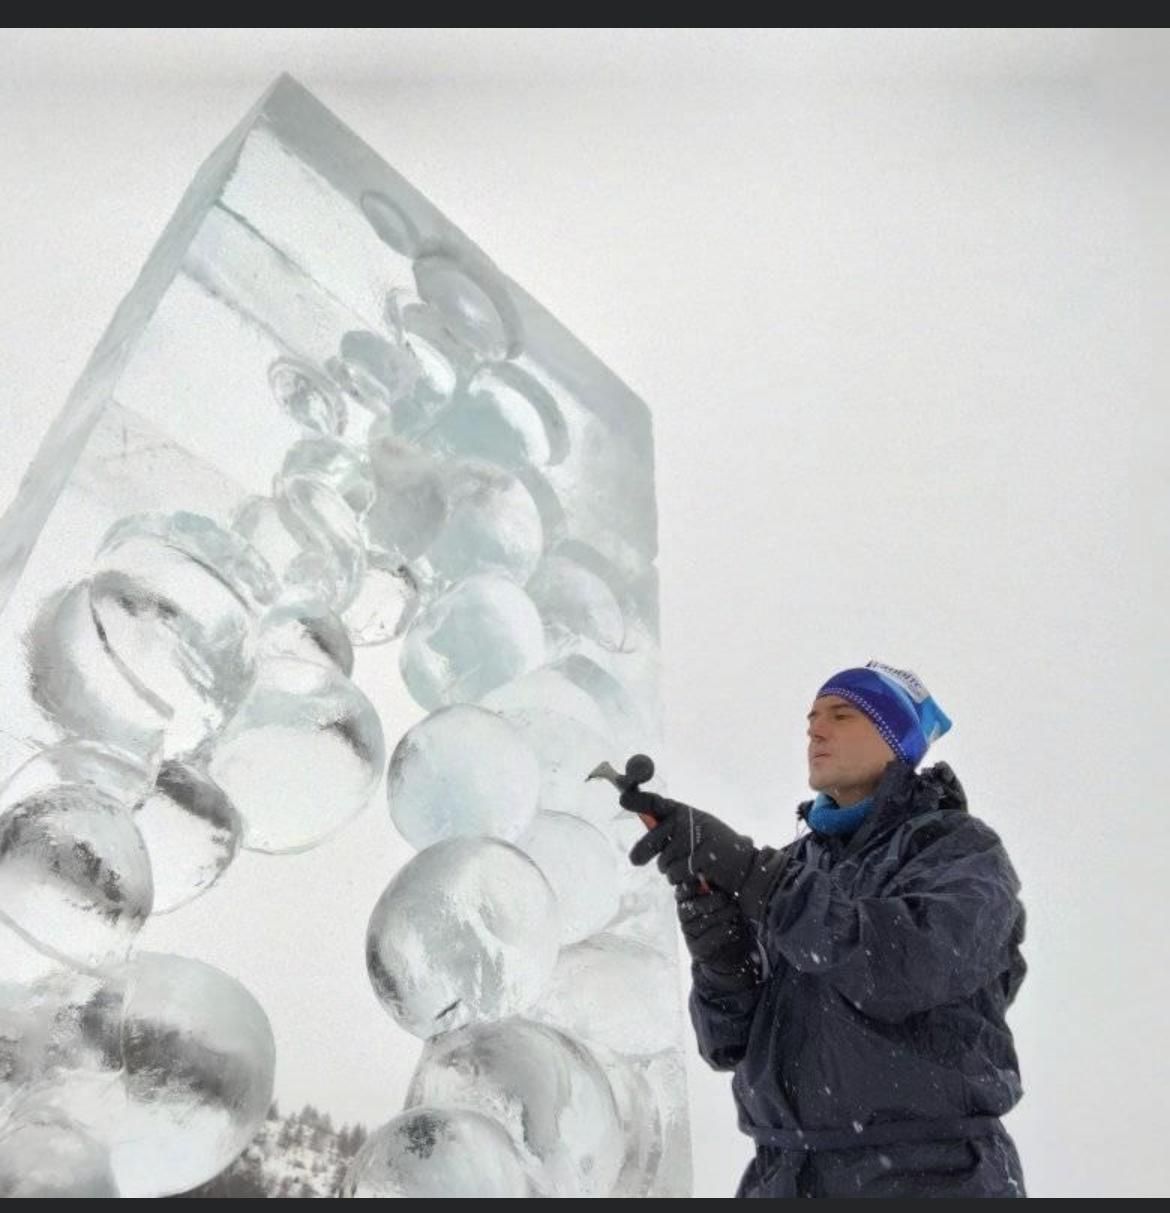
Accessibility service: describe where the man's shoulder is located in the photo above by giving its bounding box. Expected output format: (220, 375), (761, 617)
(893, 783), (1020, 889)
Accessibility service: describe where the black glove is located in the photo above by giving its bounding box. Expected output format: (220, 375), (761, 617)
(621, 787), (760, 896)
(675, 880), (759, 991)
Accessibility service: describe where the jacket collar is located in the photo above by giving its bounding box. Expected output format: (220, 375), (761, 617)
(797, 758), (967, 851)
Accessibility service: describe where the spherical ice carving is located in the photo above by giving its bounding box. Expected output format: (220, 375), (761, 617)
(406, 1017), (623, 1197)
(0, 784), (153, 969)
(208, 657), (385, 854)
(399, 574), (545, 710)
(88, 512), (278, 753)
(413, 252), (523, 361)
(366, 837), (558, 1039)
(110, 951), (276, 1199)
(387, 705), (540, 849)
(342, 1106), (530, 1198)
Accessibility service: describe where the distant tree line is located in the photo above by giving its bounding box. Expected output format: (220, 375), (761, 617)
(171, 1102), (369, 1198)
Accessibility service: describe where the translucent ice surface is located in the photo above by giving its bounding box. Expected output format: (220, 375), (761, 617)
(517, 811), (620, 944)
(399, 573), (545, 709)
(0, 785), (152, 969)
(254, 596), (355, 674)
(364, 427), (448, 562)
(232, 477), (365, 613)
(343, 1106), (530, 1198)
(386, 705), (540, 848)
(111, 951), (275, 1198)
(526, 552), (625, 654)
(24, 581), (168, 760)
(366, 837), (558, 1038)
(422, 459), (543, 586)
(533, 934), (679, 1057)
(0, 965), (125, 1127)
(0, 738), (156, 818)
(341, 553), (420, 647)
(0, 1115), (119, 1198)
(590, 1044), (664, 1198)
(268, 357), (347, 437)
(407, 1017), (623, 1197)
(132, 760), (241, 913)
(89, 511), (277, 753)
(208, 656), (385, 853)
(281, 435), (375, 517)
(418, 362), (569, 472)
(491, 704), (619, 825)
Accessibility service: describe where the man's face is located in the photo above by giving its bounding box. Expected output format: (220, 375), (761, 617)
(806, 694), (895, 805)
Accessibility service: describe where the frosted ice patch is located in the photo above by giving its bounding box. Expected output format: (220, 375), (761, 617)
(364, 428), (448, 562)
(590, 1044), (664, 1198)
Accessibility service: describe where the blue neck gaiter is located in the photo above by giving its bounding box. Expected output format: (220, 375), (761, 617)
(807, 790), (876, 837)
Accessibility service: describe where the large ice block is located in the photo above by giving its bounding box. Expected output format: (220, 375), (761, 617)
(0, 74), (688, 1198)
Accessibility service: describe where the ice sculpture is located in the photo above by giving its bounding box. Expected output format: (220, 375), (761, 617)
(0, 74), (688, 1197)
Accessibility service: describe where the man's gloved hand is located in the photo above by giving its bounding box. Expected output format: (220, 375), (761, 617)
(620, 787), (760, 896)
(675, 879), (759, 990)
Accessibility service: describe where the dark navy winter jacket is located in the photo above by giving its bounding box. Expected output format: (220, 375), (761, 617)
(689, 758), (1026, 1159)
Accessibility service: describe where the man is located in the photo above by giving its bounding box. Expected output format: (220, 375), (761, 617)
(621, 661), (1027, 1199)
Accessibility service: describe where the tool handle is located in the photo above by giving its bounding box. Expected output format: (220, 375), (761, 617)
(631, 796), (710, 895)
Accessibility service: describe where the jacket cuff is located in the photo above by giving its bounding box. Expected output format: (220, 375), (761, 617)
(692, 955), (761, 995)
(737, 846), (790, 921)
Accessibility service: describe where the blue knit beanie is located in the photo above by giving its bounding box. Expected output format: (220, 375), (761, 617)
(814, 660), (952, 768)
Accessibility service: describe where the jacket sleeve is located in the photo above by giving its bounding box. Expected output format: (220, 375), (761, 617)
(744, 816), (1024, 1023)
(687, 959), (765, 1071)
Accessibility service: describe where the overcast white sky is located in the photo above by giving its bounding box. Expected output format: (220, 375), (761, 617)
(0, 29), (1167, 1198)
